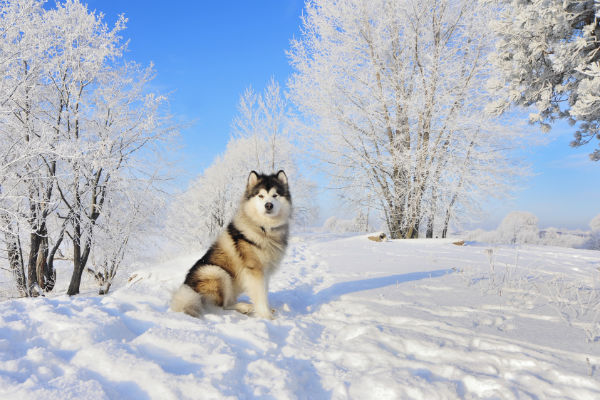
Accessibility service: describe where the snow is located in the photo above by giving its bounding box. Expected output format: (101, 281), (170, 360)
(1, 232), (600, 399)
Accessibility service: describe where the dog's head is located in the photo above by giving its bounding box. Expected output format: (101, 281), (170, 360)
(243, 170), (292, 226)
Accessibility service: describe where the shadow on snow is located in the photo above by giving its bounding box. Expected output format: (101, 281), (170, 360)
(273, 269), (453, 315)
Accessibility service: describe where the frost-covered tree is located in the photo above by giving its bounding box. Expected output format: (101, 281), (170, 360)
(589, 213), (600, 233)
(86, 177), (166, 295)
(489, 0), (600, 161)
(167, 81), (317, 249)
(232, 79), (317, 226)
(0, 0), (175, 296)
(59, 64), (173, 296)
(232, 78), (291, 171)
(0, 0), (41, 296)
(40, 2), (174, 295)
(288, 0), (523, 238)
(34, 0), (127, 296)
(0, 0), (64, 295)
(496, 211), (539, 244)
(588, 213), (600, 249)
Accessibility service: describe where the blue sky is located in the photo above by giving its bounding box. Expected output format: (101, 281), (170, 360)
(85, 1), (599, 230)
(85, 0), (304, 178)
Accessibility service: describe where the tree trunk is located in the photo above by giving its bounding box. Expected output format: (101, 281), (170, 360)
(442, 192), (458, 239)
(68, 216), (95, 295)
(442, 211), (451, 239)
(29, 222), (56, 293)
(388, 219), (402, 239)
(7, 239), (27, 296)
(440, 141), (473, 239)
(426, 217), (434, 238)
(441, 193), (458, 239)
(26, 231), (41, 296)
(35, 228), (53, 290)
(68, 258), (84, 296)
(386, 203), (404, 239)
(3, 228), (27, 297)
(67, 221), (83, 295)
(404, 220), (420, 239)
(44, 224), (66, 293)
(35, 236), (47, 290)
(98, 280), (111, 295)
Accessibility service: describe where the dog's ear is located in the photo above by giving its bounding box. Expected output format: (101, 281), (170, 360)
(276, 170), (288, 185)
(247, 171), (259, 187)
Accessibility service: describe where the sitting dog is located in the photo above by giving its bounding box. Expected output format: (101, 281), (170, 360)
(171, 170), (291, 319)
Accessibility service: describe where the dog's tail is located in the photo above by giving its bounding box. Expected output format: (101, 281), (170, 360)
(170, 284), (203, 317)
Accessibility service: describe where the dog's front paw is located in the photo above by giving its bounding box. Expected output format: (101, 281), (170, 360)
(255, 308), (275, 320)
(232, 302), (254, 315)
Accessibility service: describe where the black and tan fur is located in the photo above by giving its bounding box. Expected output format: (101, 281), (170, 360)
(171, 170), (291, 319)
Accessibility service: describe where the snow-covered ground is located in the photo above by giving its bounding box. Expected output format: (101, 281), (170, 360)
(1, 232), (600, 399)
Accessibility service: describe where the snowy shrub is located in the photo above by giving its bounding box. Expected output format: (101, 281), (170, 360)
(321, 215), (374, 234)
(586, 214), (600, 249)
(322, 217), (355, 233)
(495, 211), (539, 245)
(466, 215), (596, 249)
(539, 228), (588, 249)
(465, 228), (498, 244)
(590, 214), (600, 233)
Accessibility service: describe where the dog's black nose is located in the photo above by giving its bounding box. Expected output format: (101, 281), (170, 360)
(265, 202), (273, 211)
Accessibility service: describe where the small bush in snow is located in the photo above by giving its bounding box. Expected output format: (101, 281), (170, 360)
(590, 214), (600, 234)
(465, 228), (498, 244)
(540, 228), (588, 249)
(465, 211), (598, 249)
(496, 211), (539, 245)
(321, 215), (375, 234)
(587, 214), (600, 250)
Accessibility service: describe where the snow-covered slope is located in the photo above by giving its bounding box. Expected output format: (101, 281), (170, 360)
(1, 233), (599, 399)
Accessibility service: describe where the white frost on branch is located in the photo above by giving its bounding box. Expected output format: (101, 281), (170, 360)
(489, 0), (600, 160)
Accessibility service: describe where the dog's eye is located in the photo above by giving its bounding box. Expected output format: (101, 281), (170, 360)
(258, 194), (264, 199)
(273, 194), (278, 198)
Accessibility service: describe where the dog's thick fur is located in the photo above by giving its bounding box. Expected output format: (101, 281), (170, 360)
(171, 170), (291, 319)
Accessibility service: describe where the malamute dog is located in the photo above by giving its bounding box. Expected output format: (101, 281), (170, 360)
(171, 170), (291, 319)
